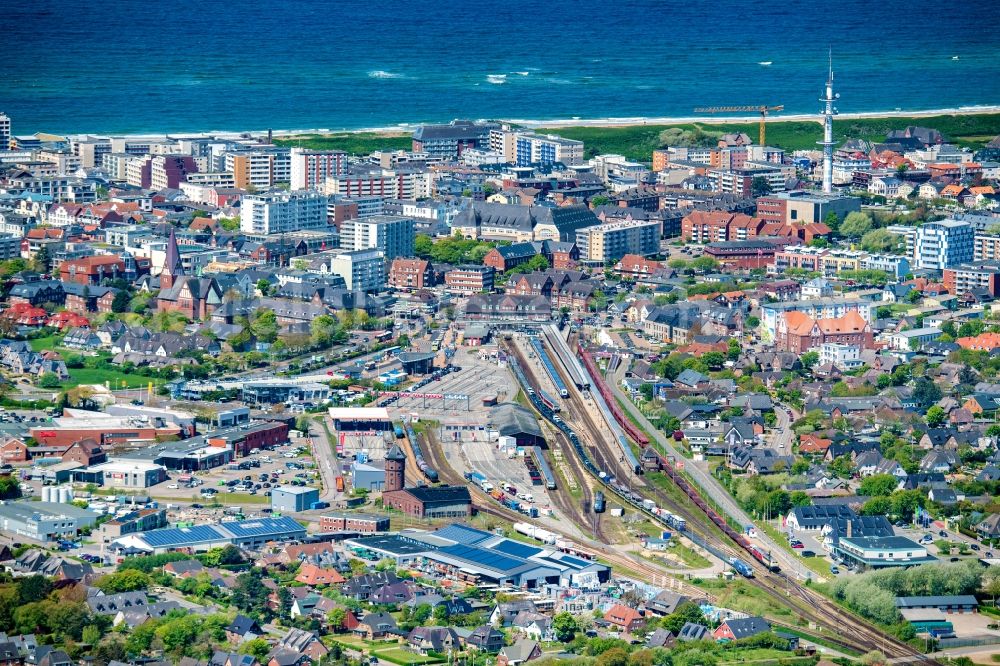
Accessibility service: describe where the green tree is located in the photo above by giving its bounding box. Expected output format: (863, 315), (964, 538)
(840, 211), (874, 239)
(32, 244), (51, 272)
(590, 195), (611, 207)
(789, 490), (812, 507)
(111, 290), (130, 313)
(310, 314), (338, 346)
(860, 228), (902, 253)
(18, 575), (52, 604)
(800, 351), (820, 369)
(925, 405), (946, 427)
(859, 474), (899, 497)
(596, 647), (630, 666)
(750, 176), (772, 197)
(38, 374), (61, 389)
(250, 308), (279, 343)
(414, 234), (434, 258)
(913, 378), (942, 407)
(240, 638), (271, 661)
(690, 256), (719, 273)
(861, 496), (892, 516)
(661, 602), (704, 634)
(328, 607), (348, 631)
(82, 624), (102, 645)
(97, 569), (151, 593)
(553, 611), (579, 642)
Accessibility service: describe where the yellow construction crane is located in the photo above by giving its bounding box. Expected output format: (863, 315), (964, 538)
(693, 104), (784, 146)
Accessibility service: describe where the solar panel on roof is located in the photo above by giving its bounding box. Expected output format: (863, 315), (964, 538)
(432, 524), (493, 545)
(440, 544), (528, 572)
(491, 539), (543, 558)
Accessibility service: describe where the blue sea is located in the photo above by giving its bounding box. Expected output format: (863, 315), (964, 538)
(3, 0), (1000, 135)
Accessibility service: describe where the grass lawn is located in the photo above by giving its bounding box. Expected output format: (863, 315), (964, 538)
(541, 112), (1000, 160)
(374, 647), (443, 665)
(691, 578), (793, 619)
(29, 335), (64, 352)
(64, 367), (153, 389)
(718, 647), (800, 663)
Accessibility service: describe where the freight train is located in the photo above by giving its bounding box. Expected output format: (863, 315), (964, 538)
(403, 423), (439, 482)
(509, 352), (780, 575)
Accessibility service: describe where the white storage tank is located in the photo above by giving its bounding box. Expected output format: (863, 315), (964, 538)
(57, 487), (71, 504)
(41, 486), (53, 503)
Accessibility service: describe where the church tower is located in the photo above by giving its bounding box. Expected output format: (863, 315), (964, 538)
(161, 227), (183, 290)
(384, 444), (406, 492)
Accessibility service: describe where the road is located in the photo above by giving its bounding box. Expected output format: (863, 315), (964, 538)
(607, 365), (813, 580)
(307, 417), (339, 503)
(766, 404), (794, 452)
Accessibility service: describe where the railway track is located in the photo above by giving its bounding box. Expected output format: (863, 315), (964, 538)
(419, 424), (679, 586)
(534, 334), (938, 663)
(499, 338), (607, 542)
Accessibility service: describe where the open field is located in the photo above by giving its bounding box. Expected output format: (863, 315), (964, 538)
(539, 113), (1000, 159)
(63, 367), (153, 389)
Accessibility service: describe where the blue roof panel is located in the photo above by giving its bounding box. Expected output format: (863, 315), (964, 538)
(432, 524), (494, 546)
(491, 539), (543, 559)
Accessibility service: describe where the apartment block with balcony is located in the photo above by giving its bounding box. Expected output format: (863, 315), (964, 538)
(942, 262), (1000, 297)
(290, 147), (348, 190)
(445, 266), (495, 295)
(575, 219), (661, 264)
(339, 215), (415, 262)
(240, 190), (327, 235)
(913, 219), (974, 270)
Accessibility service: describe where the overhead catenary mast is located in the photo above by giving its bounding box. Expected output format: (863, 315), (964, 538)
(819, 49), (839, 194)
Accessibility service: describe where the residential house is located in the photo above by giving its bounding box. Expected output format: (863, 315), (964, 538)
(226, 615), (263, 644)
(713, 617), (771, 642)
(354, 612), (398, 640)
(604, 604), (645, 633)
(465, 626), (505, 653)
(497, 640), (542, 666)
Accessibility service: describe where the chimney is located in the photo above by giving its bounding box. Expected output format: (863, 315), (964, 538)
(846, 519), (852, 539)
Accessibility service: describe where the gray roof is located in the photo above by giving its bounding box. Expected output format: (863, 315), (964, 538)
(489, 403), (543, 439)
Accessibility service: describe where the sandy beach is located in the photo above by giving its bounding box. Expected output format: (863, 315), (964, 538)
(61, 105), (1000, 141)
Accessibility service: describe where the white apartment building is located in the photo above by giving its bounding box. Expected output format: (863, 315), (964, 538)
(240, 190), (327, 235)
(819, 343), (863, 371)
(339, 215), (415, 262)
(327, 249), (385, 292)
(0, 113), (10, 150)
(325, 169), (432, 200)
(290, 147), (348, 190)
(913, 219), (974, 270)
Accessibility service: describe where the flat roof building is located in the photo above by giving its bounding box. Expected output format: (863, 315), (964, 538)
(0, 500), (99, 542)
(834, 536), (935, 569)
(272, 486), (320, 513)
(112, 515), (306, 554)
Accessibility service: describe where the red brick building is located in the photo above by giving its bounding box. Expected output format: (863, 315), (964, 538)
(0, 437), (30, 464)
(59, 256), (126, 285)
(388, 258), (433, 291)
(380, 445), (472, 518)
(318, 513), (390, 533)
(61, 438), (107, 466)
(775, 311), (872, 353)
(444, 266), (495, 294)
(205, 421), (289, 457)
(605, 604), (645, 633)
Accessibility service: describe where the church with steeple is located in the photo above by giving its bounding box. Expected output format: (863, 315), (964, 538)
(155, 226), (223, 320)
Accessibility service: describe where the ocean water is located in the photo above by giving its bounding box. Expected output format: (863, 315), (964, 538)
(3, 0), (1000, 135)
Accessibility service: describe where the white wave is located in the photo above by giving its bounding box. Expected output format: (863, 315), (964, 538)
(758, 61), (772, 66)
(486, 74), (507, 84)
(514, 71), (530, 76)
(368, 70), (403, 79)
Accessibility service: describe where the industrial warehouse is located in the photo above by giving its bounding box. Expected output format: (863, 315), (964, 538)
(110, 515), (306, 554)
(345, 523), (610, 589)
